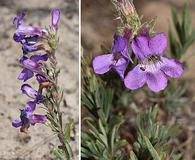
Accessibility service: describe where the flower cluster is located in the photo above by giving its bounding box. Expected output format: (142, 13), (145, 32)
(92, 2), (184, 93)
(12, 9), (61, 132)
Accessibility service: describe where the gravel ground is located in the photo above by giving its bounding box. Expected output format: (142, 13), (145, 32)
(0, 0), (79, 159)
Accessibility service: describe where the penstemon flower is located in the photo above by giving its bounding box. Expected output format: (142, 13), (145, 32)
(11, 9), (73, 159)
(92, 30), (132, 79)
(13, 12), (47, 44)
(12, 10), (52, 131)
(21, 84), (45, 103)
(124, 31), (184, 92)
(18, 54), (48, 81)
(12, 101), (46, 133)
(92, 0), (184, 93)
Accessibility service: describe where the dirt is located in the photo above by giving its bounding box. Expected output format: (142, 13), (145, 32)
(0, 0), (79, 159)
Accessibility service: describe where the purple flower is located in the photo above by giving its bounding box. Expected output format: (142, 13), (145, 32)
(13, 12), (47, 43)
(18, 54), (48, 81)
(51, 9), (60, 28)
(13, 12), (47, 55)
(92, 31), (132, 79)
(19, 56), (41, 71)
(124, 32), (184, 92)
(22, 43), (40, 54)
(21, 84), (45, 103)
(12, 101), (47, 132)
(18, 68), (34, 82)
(36, 74), (47, 83)
(20, 35), (43, 54)
(30, 54), (48, 62)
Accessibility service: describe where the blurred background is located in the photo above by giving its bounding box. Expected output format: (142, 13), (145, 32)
(0, 0), (79, 159)
(82, 0), (195, 159)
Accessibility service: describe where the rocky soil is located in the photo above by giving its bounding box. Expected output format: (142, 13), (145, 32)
(0, 0), (79, 159)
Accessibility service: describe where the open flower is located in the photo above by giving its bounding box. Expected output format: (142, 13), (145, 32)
(13, 12), (47, 43)
(12, 101), (47, 133)
(18, 54), (48, 81)
(92, 31), (132, 79)
(13, 12), (49, 55)
(51, 9), (60, 28)
(21, 84), (45, 103)
(21, 35), (44, 54)
(124, 32), (184, 92)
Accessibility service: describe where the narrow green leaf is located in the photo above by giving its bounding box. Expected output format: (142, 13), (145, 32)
(182, 2), (191, 42)
(53, 148), (65, 160)
(64, 123), (72, 142)
(98, 119), (107, 136)
(64, 142), (73, 159)
(130, 151), (138, 160)
(144, 136), (161, 160)
(110, 125), (117, 152)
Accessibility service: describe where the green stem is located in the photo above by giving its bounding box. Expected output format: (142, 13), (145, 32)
(51, 51), (73, 160)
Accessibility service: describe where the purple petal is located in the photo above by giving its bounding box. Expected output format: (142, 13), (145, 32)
(92, 54), (113, 74)
(21, 84), (38, 99)
(36, 74), (47, 83)
(12, 120), (22, 128)
(13, 12), (25, 28)
(51, 9), (60, 28)
(16, 25), (39, 36)
(112, 34), (126, 53)
(30, 54), (48, 63)
(112, 34), (131, 60)
(22, 44), (39, 54)
(113, 57), (128, 79)
(13, 33), (25, 42)
(19, 56), (41, 71)
(18, 68), (34, 82)
(13, 25), (47, 43)
(161, 57), (184, 78)
(30, 114), (47, 125)
(18, 25), (46, 36)
(132, 36), (151, 60)
(21, 84), (44, 103)
(13, 12), (48, 42)
(146, 71), (168, 92)
(149, 33), (167, 55)
(24, 101), (36, 113)
(124, 65), (147, 90)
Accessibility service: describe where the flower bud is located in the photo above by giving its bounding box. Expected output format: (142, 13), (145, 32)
(118, 0), (135, 17)
(51, 9), (60, 28)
